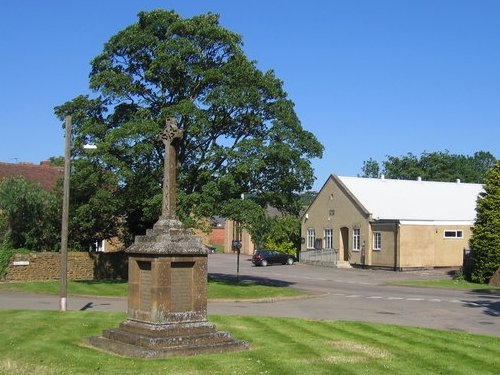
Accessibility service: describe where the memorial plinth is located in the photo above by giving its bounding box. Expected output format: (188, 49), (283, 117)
(86, 120), (248, 358)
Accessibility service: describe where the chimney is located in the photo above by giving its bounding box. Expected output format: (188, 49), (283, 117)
(456, 179), (461, 183)
(417, 176), (422, 182)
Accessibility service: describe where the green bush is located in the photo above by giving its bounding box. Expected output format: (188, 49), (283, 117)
(0, 245), (31, 278)
(0, 176), (61, 251)
(264, 239), (296, 256)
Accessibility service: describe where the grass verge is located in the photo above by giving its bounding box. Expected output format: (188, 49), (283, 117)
(0, 310), (498, 375)
(388, 279), (500, 291)
(0, 279), (306, 300)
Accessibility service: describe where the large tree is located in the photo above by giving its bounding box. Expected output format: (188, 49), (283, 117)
(469, 161), (500, 283)
(360, 151), (496, 183)
(55, 10), (323, 242)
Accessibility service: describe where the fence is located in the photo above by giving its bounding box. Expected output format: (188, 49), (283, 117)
(300, 248), (338, 267)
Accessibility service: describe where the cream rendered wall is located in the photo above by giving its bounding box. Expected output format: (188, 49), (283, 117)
(370, 223), (397, 268)
(301, 176), (370, 264)
(433, 225), (472, 267)
(399, 225), (436, 268)
(398, 224), (472, 268)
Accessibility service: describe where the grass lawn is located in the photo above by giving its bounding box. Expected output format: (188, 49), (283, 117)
(0, 310), (498, 375)
(388, 279), (500, 291)
(0, 279), (306, 300)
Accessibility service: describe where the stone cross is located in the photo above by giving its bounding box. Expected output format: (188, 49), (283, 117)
(160, 118), (183, 219)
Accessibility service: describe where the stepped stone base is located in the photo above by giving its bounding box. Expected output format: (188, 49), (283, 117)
(86, 319), (249, 358)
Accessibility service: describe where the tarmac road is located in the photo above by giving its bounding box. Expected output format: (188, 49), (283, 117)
(0, 253), (498, 337)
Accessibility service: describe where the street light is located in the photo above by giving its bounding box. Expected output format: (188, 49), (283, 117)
(59, 116), (96, 312)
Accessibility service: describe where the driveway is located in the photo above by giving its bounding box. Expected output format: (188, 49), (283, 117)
(0, 253), (498, 336)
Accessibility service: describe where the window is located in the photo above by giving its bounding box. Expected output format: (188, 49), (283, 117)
(373, 232), (382, 250)
(324, 228), (333, 249)
(444, 230), (463, 239)
(307, 228), (316, 249)
(353, 228), (360, 251)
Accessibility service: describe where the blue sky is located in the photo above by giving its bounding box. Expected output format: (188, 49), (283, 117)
(1, 0), (499, 190)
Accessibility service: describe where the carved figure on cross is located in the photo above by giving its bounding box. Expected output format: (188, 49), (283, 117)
(160, 118), (183, 219)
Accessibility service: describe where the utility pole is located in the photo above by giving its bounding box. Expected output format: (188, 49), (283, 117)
(60, 116), (71, 312)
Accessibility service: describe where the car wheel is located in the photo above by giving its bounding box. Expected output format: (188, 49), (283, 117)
(261, 259), (268, 267)
(286, 258), (294, 265)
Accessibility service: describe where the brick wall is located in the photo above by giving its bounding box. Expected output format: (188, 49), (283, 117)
(209, 227), (224, 245)
(4, 252), (128, 281)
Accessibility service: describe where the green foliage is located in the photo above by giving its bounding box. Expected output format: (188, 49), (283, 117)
(265, 239), (297, 254)
(360, 157), (380, 178)
(47, 156), (64, 167)
(469, 161), (500, 283)
(263, 215), (301, 255)
(361, 151), (496, 183)
(0, 177), (60, 251)
(68, 159), (122, 250)
(298, 190), (317, 207)
(0, 246), (31, 278)
(55, 9), (323, 243)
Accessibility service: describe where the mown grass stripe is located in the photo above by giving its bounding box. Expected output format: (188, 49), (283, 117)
(347, 323), (495, 375)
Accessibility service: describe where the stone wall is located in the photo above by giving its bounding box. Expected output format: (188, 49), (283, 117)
(4, 251), (128, 281)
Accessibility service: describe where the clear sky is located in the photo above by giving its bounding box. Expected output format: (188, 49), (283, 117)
(1, 0), (499, 190)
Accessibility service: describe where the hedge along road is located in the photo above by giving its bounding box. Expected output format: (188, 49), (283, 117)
(0, 253), (498, 337)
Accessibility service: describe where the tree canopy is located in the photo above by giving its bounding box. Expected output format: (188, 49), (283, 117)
(360, 151), (496, 183)
(469, 161), (500, 283)
(55, 10), (323, 243)
(0, 177), (60, 250)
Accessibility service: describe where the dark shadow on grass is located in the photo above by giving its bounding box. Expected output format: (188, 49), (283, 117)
(79, 302), (112, 311)
(208, 273), (296, 288)
(73, 280), (127, 285)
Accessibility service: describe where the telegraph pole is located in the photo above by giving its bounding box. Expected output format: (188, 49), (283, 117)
(60, 116), (71, 311)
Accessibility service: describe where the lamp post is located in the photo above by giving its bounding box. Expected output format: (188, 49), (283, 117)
(59, 116), (96, 312)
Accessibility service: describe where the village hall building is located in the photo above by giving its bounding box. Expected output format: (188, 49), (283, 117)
(300, 174), (483, 270)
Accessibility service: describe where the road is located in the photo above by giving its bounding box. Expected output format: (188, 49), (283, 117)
(1, 253), (498, 337)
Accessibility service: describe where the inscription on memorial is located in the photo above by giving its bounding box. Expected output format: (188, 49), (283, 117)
(138, 261), (152, 312)
(170, 262), (194, 312)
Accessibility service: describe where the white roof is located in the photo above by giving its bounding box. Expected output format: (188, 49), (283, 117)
(337, 176), (483, 223)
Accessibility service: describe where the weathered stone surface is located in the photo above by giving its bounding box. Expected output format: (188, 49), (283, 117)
(489, 267), (500, 287)
(86, 120), (248, 357)
(126, 219), (206, 255)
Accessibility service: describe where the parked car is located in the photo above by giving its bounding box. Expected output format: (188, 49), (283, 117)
(252, 249), (296, 267)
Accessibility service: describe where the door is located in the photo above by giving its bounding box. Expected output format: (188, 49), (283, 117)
(340, 227), (350, 262)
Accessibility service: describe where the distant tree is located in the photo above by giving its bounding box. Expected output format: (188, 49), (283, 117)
(0, 177), (60, 250)
(360, 158), (380, 178)
(298, 191), (318, 207)
(47, 156), (64, 167)
(469, 161), (500, 283)
(55, 10), (323, 243)
(361, 151), (496, 183)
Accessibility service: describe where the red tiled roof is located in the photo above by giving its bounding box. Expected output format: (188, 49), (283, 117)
(0, 161), (63, 190)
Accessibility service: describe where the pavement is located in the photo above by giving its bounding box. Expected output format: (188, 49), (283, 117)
(1, 253), (499, 337)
